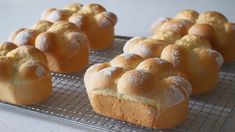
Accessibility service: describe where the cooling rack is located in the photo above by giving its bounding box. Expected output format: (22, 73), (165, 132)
(0, 36), (235, 132)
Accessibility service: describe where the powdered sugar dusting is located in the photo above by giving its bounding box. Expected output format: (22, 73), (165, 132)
(15, 31), (33, 45)
(208, 49), (224, 67)
(104, 12), (116, 24)
(163, 86), (185, 107)
(161, 76), (192, 107)
(168, 22), (184, 30)
(99, 12), (116, 28)
(35, 65), (46, 77)
(137, 44), (152, 57)
(47, 10), (61, 22)
(171, 76), (192, 97)
(123, 36), (143, 52)
(127, 74), (139, 84)
(180, 19), (191, 27)
(24, 61), (46, 77)
(88, 63), (104, 71)
(150, 17), (170, 30)
(101, 67), (118, 76)
(70, 15), (84, 28)
(37, 36), (49, 51)
(127, 70), (149, 85)
(155, 58), (168, 64)
(120, 53), (137, 60)
(99, 17), (112, 28)
(70, 32), (87, 48)
(171, 50), (181, 65)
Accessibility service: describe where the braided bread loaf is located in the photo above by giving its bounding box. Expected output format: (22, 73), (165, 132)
(9, 21), (89, 73)
(84, 53), (192, 128)
(151, 10), (235, 62)
(41, 3), (117, 50)
(0, 42), (52, 105)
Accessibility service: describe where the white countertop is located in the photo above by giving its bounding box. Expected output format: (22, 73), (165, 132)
(0, 0), (235, 132)
(0, 107), (85, 132)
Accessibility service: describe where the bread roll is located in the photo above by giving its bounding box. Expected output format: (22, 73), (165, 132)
(84, 53), (192, 128)
(123, 34), (223, 94)
(151, 18), (193, 37)
(41, 3), (117, 50)
(175, 9), (199, 23)
(9, 21), (89, 73)
(151, 10), (235, 62)
(123, 36), (168, 59)
(0, 42), (52, 105)
(161, 34), (223, 94)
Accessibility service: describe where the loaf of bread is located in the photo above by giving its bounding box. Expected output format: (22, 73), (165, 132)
(161, 34), (223, 94)
(0, 42), (52, 105)
(124, 33), (223, 94)
(84, 53), (192, 128)
(9, 21), (89, 73)
(41, 3), (117, 50)
(151, 10), (235, 62)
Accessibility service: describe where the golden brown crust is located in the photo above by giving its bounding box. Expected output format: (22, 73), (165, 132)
(0, 42), (18, 54)
(64, 3), (83, 12)
(35, 21), (89, 73)
(151, 18), (193, 37)
(9, 20), (89, 73)
(151, 10), (235, 62)
(123, 37), (169, 59)
(10, 29), (38, 46)
(117, 70), (158, 99)
(41, 3), (117, 50)
(161, 35), (223, 94)
(0, 42), (52, 105)
(188, 23), (215, 44)
(110, 53), (143, 70)
(8, 2), (118, 72)
(41, 8), (73, 23)
(123, 34), (223, 94)
(175, 9), (199, 23)
(85, 55), (192, 128)
(150, 30), (181, 44)
(32, 20), (53, 33)
(196, 11), (228, 27)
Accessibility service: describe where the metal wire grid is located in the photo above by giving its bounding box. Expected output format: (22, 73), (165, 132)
(1, 37), (235, 132)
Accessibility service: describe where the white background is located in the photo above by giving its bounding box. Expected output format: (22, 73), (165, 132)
(0, 0), (235, 132)
(0, 0), (235, 42)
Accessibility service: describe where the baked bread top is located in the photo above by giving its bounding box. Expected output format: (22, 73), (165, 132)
(0, 42), (49, 85)
(41, 3), (117, 32)
(84, 53), (192, 112)
(8, 20), (89, 73)
(151, 10), (235, 62)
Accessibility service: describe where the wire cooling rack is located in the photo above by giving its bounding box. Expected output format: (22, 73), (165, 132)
(0, 36), (235, 132)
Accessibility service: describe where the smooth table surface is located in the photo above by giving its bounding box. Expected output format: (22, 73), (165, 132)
(0, 0), (235, 132)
